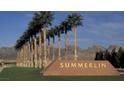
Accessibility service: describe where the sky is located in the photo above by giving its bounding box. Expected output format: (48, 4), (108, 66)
(0, 11), (124, 48)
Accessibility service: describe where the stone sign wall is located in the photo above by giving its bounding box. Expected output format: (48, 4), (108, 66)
(43, 60), (120, 76)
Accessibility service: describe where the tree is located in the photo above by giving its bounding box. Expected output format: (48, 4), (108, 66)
(118, 48), (124, 68)
(32, 12), (43, 68)
(54, 26), (61, 60)
(120, 52), (124, 68)
(15, 11), (54, 69)
(60, 21), (71, 59)
(39, 11), (54, 67)
(29, 11), (54, 68)
(49, 28), (56, 61)
(15, 37), (24, 66)
(15, 30), (31, 67)
(104, 50), (111, 61)
(95, 51), (104, 60)
(67, 13), (83, 60)
(110, 49), (120, 68)
(27, 13), (44, 68)
(46, 31), (51, 62)
(95, 48), (124, 68)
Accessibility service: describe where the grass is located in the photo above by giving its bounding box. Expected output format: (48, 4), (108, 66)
(0, 67), (124, 81)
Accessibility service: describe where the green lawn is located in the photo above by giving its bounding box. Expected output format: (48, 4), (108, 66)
(0, 67), (124, 81)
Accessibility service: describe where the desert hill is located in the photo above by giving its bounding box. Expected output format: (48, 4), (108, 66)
(0, 45), (123, 61)
(0, 47), (17, 60)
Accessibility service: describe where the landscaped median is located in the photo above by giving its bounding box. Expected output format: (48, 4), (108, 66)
(0, 67), (124, 81)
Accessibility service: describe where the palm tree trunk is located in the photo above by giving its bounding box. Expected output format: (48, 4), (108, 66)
(16, 51), (19, 66)
(20, 48), (22, 67)
(24, 45), (26, 67)
(58, 35), (61, 60)
(52, 37), (55, 61)
(19, 49), (21, 66)
(23, 46), (25, 67)
(19, 50), (21, 66)
(29, 41), (32, 67)
(26, 43), (28, 67)
(73, 26), (78, 60)
(16, 51), (19, 67)
(33, 35), (38, 68)
(64, 30), (68, 60)
(37, 44), (39, 68)
(23, 45), (26, 67)
(39, 31), (42, 68)
(28, 41), (31, 67)
(21, 49), (23, 66)
(24, 44), (27, 67)
(43, 30), (47, 67)
(47, 37), (50, 62)
(21, 48), (23, 67)
(23, 45), (25, 67)
(31, 38), (34, 67)
(25, 43), (28, 67)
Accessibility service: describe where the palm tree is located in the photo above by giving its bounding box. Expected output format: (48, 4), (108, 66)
(15, 11), (54, 69)
(49, 28), (55, 61)
(30, 36), (34, 67)
(22, 31), (31, 67)
(67, 13), (83, 60)
(54, 26), (61, 60)
(27, 39), (31, 67)
(38, 30), (43, 68)
(32, 12), (43, 68)
(27, 17), (40, 68)
(46, 31), (51, 62)
(60, 21), (71, 60)
(38, 11), (54, 67)
(15, 30), (30, 67)
(15, 39), (23, 66)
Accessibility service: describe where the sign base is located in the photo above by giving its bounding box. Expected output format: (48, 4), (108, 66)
(43, 60), (120, 76)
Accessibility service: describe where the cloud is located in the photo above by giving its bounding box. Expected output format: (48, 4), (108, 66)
(72, 12), (124, 48)
(88, 22), (124, 40)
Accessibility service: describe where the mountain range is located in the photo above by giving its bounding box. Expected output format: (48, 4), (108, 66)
(0, 45), (123, 60)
